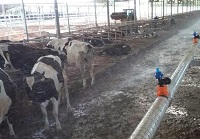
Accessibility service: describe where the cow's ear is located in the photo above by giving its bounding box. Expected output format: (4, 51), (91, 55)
(25, 76), (34, 90)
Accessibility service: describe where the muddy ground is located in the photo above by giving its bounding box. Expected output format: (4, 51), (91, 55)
(1, 11), (200, 139)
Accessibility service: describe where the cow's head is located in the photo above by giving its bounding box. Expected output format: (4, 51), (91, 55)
(24, 72), (56, 102)
(25, 72), (45, 91)
(83, 44), (94, 62)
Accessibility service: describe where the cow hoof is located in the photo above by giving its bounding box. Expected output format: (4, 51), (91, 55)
(81, 90), (86, 93)
(56, 126), (62, 131)
(83, 86), (87, 91)
(55, 129), (62, 133)
(68, 108), (74, 114)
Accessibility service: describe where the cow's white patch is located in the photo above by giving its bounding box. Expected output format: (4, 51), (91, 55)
(0, 80), (12, 125)
(0, 44), (9, 51)
(25, 76), (34, 90)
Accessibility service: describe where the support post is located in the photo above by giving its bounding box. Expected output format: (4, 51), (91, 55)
(54, 0), (61, 38)
(21, 0), (29, 40)
(66, 2), (70, 33)
(151, 0), (153, 19)
(38, 6), (41, 36)
(170, 0), (172, 17)
(94, 0), (97, 27)
(114, 0), (115, 12)
(162, 0), (165, 19)
(106, 0), (110, 28)
(134, 0), (137, 21)
(177, 0), (179, 14)
(182, 0), (183, 13)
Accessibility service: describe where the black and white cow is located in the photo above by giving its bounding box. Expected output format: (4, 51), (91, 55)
(83, 38), (105, 47)
(25, 55), (71, 130)
(0, 68), (16, 137)
(143, 32), (157, 38)
(0, 42), (66, 74)
(99, 43), (131, 56)
(47, 38), (72, 54)
(47, 39), (95, 90)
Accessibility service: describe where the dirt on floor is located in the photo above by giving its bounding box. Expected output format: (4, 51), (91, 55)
(1, 11), (200, 139)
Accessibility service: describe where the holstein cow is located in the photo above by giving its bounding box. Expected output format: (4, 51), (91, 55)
(25, 55), (71, 130)
(47, 38), (72, 54)
(143, 32), (157, 38)
(47, 39), (95, 90)
(82, 38), (105, 47)
(0, 42), (66, 74)
(99, 43), (131, 56)
(0, 68), (16, 137)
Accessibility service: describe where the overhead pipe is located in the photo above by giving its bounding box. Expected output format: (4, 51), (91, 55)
(129, 38), (199, 139)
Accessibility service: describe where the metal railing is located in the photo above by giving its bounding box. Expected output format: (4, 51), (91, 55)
(129, 40), (199, 139)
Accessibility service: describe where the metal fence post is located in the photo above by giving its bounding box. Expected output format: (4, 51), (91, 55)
(21, 0), (29, 40)
(66, 2), (70, 33)
(94, 0), (97, 27)
(54, 0), (61, 38)
(106, 0), (110, 28)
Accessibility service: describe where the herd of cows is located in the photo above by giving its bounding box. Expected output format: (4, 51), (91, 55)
(0, 37), (133, 137)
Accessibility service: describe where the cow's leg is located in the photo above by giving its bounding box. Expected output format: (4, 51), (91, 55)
(89, 62), (95, 86)
(58, 89), (62, 105)
(62, 69), (72, 112)
(0, 50), (11, 68)
(5, 53), (14, 69)
(80, 64), (86, 90)
(40, 100), (50, 130)
(51, 97), (62, 130)
(6, 117), (16, 137)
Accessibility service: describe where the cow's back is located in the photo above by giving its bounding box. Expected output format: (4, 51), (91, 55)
(7, 44), (64, 74)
